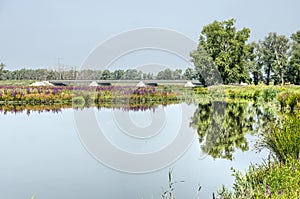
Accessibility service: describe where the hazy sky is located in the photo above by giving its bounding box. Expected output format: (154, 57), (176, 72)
(0, 0), (299, 70)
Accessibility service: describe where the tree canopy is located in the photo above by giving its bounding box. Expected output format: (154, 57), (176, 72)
(191, 19), (250, 84)
(191, 19), (300, 85)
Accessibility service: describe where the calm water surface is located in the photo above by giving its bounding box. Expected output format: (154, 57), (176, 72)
(0, 102), (270, 199)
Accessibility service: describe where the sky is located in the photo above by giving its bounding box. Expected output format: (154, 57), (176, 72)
(0, 0), (300, 70)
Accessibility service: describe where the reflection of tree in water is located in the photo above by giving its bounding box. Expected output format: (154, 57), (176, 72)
(190, 101), (276, 160)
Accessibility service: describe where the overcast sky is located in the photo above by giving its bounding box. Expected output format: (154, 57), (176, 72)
(0, 0), (299, 70)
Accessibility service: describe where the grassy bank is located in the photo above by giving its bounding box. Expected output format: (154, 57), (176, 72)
(215, 114), (300, 199)
(0, 85), (194, 107)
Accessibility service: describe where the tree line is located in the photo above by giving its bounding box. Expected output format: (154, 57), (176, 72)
(191, 19), (300, 85)
(0, 67), (194, 81)
(1, 19), (300, 85)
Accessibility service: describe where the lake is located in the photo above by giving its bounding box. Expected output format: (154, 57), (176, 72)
(0, 101), (271, 199)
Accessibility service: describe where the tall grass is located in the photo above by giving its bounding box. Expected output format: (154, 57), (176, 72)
(260, 115), (300, 162)
(217, 158), (300, 199)
(216, 113), (300, 198)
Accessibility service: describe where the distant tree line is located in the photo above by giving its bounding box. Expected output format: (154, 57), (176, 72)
(0, 66), (195, 81)
(191, 19), (300, 85)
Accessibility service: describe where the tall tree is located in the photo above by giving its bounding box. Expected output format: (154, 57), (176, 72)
(247, 42), (263, 85)
(272, 35), (290, 85)
(191, 47), (221, 85)
(259, 33), (290, 85)
(192, 19), (250, 84)
(287, 30), (300, 84)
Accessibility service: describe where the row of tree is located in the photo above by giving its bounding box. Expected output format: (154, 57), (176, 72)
(0, 66), (195, 81)
(191, 19), (300, 85)
(1, 19), (299, 85)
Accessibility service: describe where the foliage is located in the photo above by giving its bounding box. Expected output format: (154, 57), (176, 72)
(287, 30), (300, 85)
(0, 68), (193, 81)
(191, 19), (250, 84)
(259, 33), (290, 85)
(247, 42), (263, 85)
(191, 46), (222, 86)
(183, 67), (197, 80)
(226, 86), (263, 100)
(193, 87), (209, 95)
(261, 87), (279, 102)
(259, 115), (300, 162)
(217, 157), (300, 199)
(217, 113), (300, 199)
(277, 91), (300, 112)
(0, 63), (5, 80)
(0, 86), (184, 108)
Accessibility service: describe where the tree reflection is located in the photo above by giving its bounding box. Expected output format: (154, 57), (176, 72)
(190, 100), (276, 160)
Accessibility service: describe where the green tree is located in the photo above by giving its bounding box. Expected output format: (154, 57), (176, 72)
(100, 69), (111, 80)
(247, 42), (263, 85)
(192, 19), (250, 84)
(191, 47), (221, 85)
(259, 33), (290, 85)
(173, 69), (182, 79)
(272, 35), (290, 85)
(287, 30), (300, 84)
(157, 68), (173, 80)
(111, 69), (124, 80)
(183, 67), (195, 80)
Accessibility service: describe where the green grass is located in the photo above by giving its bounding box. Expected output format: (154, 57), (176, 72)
(217, 157), (300, 199)
(216, 112), (300, 199)
(259, 115), (300, 162)
(0, 80), (35, 86)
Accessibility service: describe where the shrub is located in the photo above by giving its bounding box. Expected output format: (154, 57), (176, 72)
(262, 87), (278, 102)
(277, 92), (300, 112)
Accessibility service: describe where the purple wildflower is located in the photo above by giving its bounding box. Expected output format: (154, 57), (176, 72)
(266, 184), (269, 195)
(12, 91), (17, 97)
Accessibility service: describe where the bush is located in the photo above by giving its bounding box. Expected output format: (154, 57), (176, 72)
(277, 92), (300, 112)
(262, 87), (278, 102)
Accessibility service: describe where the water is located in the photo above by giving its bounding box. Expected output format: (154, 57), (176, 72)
(0, 102), (271, 199)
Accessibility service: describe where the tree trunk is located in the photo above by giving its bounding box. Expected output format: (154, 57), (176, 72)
(266, 65), (271, 85)
(297, 70), (300, 85)
(254, 71), (258, 85)
(281, 70), (285, 85)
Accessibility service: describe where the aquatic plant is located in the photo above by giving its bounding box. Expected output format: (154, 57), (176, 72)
(259, 115), (300, 162)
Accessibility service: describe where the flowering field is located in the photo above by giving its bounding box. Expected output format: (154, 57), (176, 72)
(0, 85), (185, 106)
